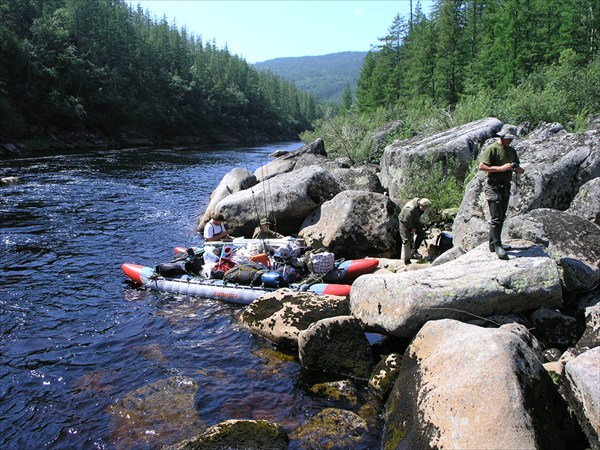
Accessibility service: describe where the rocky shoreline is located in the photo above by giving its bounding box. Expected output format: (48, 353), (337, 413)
(40, 117), (596, 449)
(157, 117), (599, 449)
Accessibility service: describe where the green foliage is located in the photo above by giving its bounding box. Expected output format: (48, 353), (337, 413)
(300, 107), (402, 164)
(397, 155), (467, 223)
(354, 0), (599, 124)
(0, 0), (322, 141)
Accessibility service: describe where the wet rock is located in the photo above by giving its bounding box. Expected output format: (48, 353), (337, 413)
(0, 176), (20, 185)
(383, 319), (575, 449)
(165, 419), (289, 450)
(350, 241), (562, 338)
(107, 376), (203, 449)
(509, 209), (600, 292)
(298, 315), (374, 380)
(564, 347), (600, 449)
(239, 289), (350, 349)
(290, 408), (369, 449)
(309, 380), (360, 404)
(368, 353), (402, 401)
(299, 190), (399, 259)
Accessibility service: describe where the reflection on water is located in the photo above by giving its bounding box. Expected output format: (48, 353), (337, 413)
(0, 143), (383, 449)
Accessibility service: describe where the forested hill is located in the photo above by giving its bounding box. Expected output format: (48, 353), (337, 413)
(254, 52), (367, 104)
(0, 0), (321, 150)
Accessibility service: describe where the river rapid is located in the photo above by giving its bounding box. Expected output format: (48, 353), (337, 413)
(0, 143), (383, 449)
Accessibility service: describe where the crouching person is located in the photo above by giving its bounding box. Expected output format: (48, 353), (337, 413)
(399, 198), (431, 265)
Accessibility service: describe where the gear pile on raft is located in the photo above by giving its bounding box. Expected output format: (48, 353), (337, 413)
(122, 237), (379, 305)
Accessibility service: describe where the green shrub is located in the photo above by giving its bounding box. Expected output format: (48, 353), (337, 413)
(397, 155), (469, 223)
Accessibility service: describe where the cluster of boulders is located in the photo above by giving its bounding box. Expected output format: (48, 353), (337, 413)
(163, 117), (599, 448)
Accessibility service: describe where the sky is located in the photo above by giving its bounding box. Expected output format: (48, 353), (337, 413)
(127, 1), (434, 63)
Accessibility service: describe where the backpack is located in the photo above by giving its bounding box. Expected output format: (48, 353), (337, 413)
(435, 232), (453, 255)
(210, 258), (236, 279)
(223, 261), (268, 285)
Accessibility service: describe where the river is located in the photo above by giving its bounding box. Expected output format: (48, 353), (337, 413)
(0, 143), (383, 449)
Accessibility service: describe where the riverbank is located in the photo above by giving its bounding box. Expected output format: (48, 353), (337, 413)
(0, 128), (300, 159)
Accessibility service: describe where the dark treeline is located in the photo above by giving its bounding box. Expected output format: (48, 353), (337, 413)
(0, 0), (321, 143)
(356, 0), (599, 114)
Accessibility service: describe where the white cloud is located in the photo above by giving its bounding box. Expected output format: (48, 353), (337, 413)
(353, 8), (363, 16)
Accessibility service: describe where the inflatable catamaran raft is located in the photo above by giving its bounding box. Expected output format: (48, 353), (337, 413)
(123, 238), (379, 305)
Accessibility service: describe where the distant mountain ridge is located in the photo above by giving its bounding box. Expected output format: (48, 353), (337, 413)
(254, 51), (367, 104)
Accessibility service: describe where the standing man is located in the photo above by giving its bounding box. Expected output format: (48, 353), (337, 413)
(203, 213), (230, 242)
(399, 198), (431, 265)
(478, 130), (525, 260)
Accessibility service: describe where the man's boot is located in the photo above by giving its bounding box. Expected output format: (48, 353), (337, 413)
(490, 225), (508, 260)
(403, 242), (412, 265)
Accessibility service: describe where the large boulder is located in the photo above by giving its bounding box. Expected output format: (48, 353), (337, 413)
(299, 190), (400, 259)
(380, 117), (502, 203)
(350, 241), (562, 338)
(331, 164), (384, 193)
(564, 347), (600, 449)
(298, 315), (374, 380)
(196, 167), (257, 231)
(166, 419), (289, 450)
(254, 138), (326, 181)
(508, 208), (600, 292)
(453, 121), (600, 251)
(383, 319), (575, 450)
(567, 177), (600, 225)
(215, 165), (342, 236)
(239, 289), (350, 349)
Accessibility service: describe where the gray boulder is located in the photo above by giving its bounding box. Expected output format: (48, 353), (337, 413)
(564, 347), (600, 449)
(350, 241), (562, 338)
(254, 138), (326, 181)
(165, 419), (289, 450)
(380, 117), (502, 203)
(567, 177), (600, 225)
(298, 315), (374, 380)
(576, 294), (600, 352)
(383, 319), (573, 450)
(453, 121), (600, 251)
(216, 165), (342, 237)
(196, 167), (257, 231)
(508, 208), (600, 292)
(299, 190), (399, 259)
(529, 307), (579, 349)
(239, 289), (350, 349)
(332, 165), (384, 193)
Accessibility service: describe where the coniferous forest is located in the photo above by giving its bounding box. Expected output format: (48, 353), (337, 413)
(305, 0), (600, 163)
(0, 0), (320, 145)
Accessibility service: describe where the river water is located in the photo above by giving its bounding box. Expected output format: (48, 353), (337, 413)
(0, 143), (383, 449)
